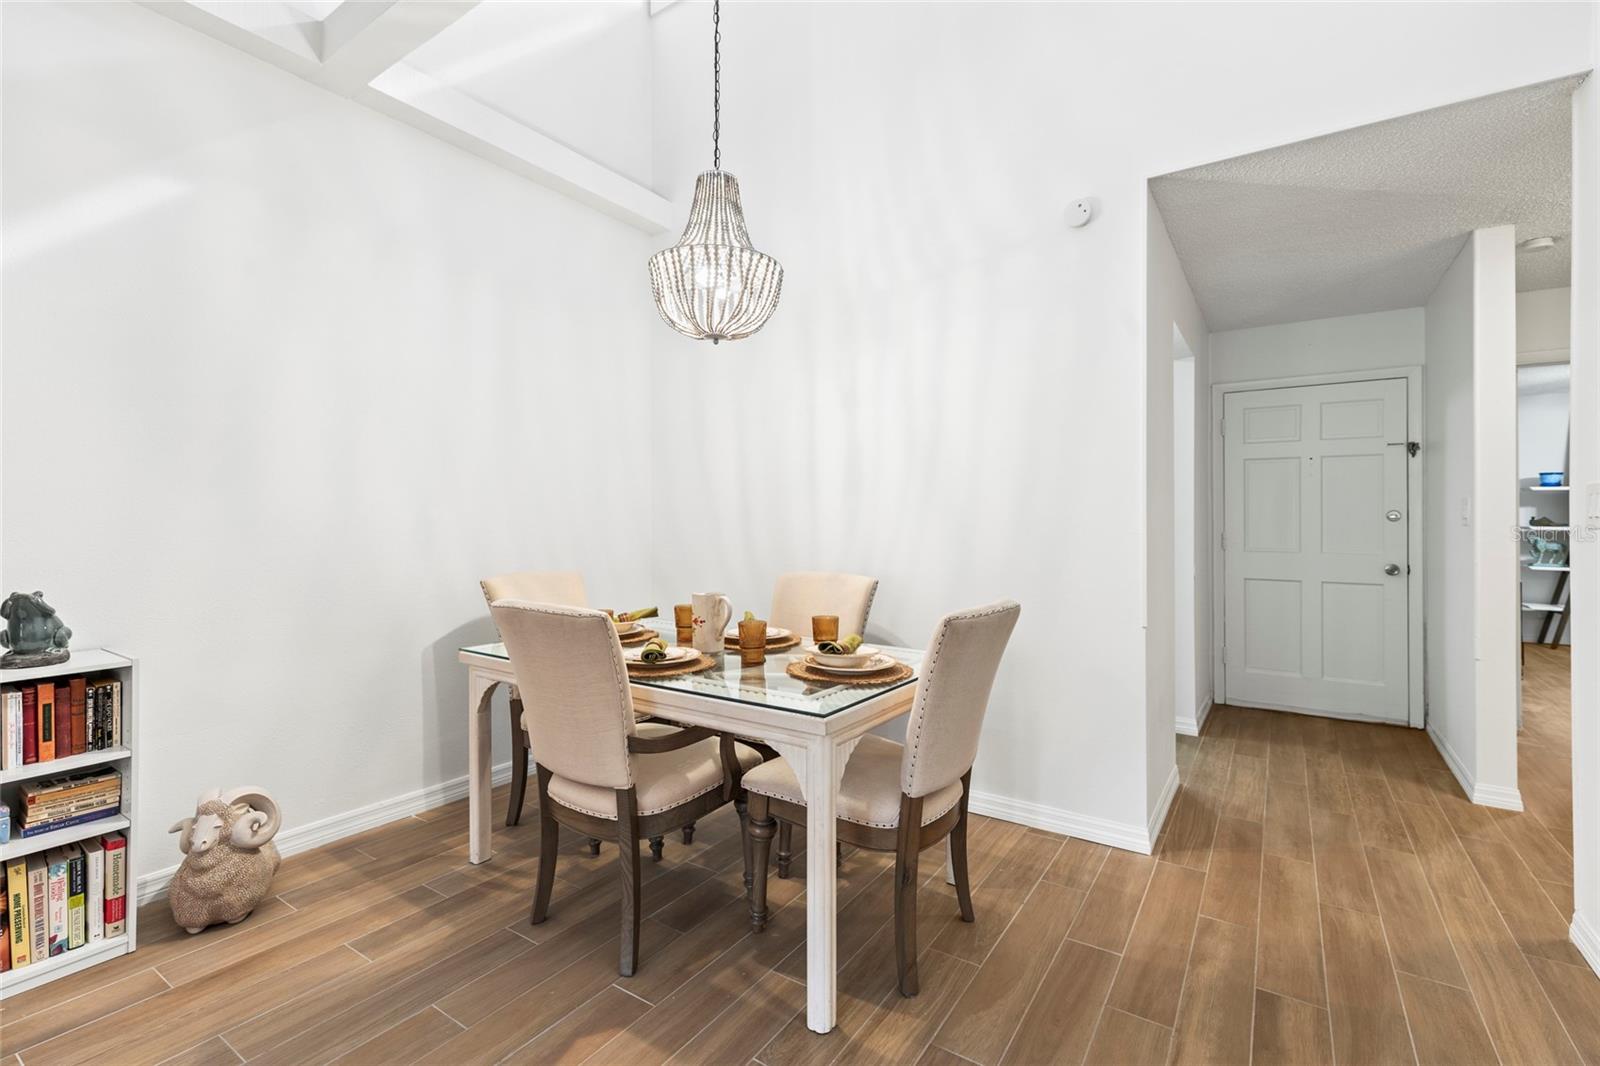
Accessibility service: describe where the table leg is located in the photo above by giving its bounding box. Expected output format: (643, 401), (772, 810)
(802, 737), (841, 1034)
(468, 672), (498, 864)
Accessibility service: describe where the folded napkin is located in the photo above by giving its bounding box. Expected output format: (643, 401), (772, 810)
(640, 638), (669, 662)
(617, 607), (659, 622)
(817, 634), (864, 655)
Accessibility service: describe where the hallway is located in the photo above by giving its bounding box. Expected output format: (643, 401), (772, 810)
(1157, 645), (1597, 1062)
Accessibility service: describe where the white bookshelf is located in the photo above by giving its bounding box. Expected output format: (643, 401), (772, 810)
(0, 649), (138, 999)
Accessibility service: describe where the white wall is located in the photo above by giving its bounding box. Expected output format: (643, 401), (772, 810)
(1569, 47), (1600, 973)
(0, 1), (656, 879)
(1424, 228), (1521, 808)
(648, 0), (1589, 847)
(1150, 197), (1211, 745)
(1147, 196), (1209, 810)
(1519, 286), (1573, 364)
(1210, 307), (1426, 384)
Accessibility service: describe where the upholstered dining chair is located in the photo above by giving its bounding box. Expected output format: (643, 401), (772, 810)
(489, 599), (764, 977)
(480, 570), (587, 828)
(769, 571), (879, 641)
(744, 600), (1021, 996)
(764, 570), (881, 866)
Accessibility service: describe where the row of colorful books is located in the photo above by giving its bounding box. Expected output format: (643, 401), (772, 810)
(5, 768), (124, 841)
(1, 677), (124, 769)
(1, 833), (128, 970)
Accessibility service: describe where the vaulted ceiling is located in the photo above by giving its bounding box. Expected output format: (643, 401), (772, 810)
(145, 0), (676, 232)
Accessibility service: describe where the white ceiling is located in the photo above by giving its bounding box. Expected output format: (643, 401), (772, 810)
(1152, 77), (1579, 332)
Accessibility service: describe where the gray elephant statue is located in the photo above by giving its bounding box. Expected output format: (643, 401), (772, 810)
(0, 590), (71, 668)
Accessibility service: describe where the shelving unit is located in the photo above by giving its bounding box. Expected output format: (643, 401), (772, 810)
(0, 649), (138, 999)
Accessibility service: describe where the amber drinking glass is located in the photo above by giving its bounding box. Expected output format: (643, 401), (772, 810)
(738, 618), (769, 666)
(674, 603), (694, 645)
(812, 615), (840, 644)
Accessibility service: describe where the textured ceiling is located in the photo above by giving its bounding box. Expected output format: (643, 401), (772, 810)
(1152, 77), (1579, 332)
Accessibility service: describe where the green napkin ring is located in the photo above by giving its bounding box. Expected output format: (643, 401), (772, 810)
(640, 638), (669, 662)
(817, 634), (864, 655)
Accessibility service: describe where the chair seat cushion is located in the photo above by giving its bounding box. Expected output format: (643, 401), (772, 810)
(549, 736), (763, 819)
(740, 735), (964, 829)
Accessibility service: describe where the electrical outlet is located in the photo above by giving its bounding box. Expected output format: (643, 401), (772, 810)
(1460, 496), (1471, 527)
(1587, 482), (1600, 530)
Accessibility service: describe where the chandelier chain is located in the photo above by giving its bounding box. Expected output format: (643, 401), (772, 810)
(712, 0), (721, 171)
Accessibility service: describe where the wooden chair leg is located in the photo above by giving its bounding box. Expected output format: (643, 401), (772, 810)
(506, 703), (529, 827)
(895, 794), (923, 996)
(617, 788), (642, 977)
(735, 796), (752, 892)
(748, 794), (775, 932)
(952, 773), (975, 922)
(649, 836), (665, 862)
(776, 821), (794, 879)
(531, 766), (559, 926)
(682, 822), (696, 844)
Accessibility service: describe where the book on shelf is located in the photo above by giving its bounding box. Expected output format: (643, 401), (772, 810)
(67, 845), (86, 950)
(69, 678), (86, 757)
(26, 854), (46, 962)
(0, 912), (9, 973)
(103, 833), (126, 938)
(83, 838), (104, 944)
(16, 768), (122, 835)
(17, 807), (120, 839)
(44, 848), (68, 957)
(2, 687), (20, 770)
(6, 855), (28, 968)
(37, 681), (55, 763)
(52, 683), (68, 763)
(22, 686), (37, 765)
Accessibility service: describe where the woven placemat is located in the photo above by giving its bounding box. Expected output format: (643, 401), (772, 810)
(786, 658), (914, 687)
(724, 633), (802, 653)
(618, 627), (660, 647)
(626, 652), (718, 679)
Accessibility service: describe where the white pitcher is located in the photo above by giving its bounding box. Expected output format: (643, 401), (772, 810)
(690, 592), (733, 653)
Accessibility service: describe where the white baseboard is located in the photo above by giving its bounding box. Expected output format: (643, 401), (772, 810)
(1148, 764), (1181, 847)
(1427, 727), (1524, 812)
(137, 760), (514, 905)
(969, 783), (1166, 855)
(1572, 912), (1600, 978)
(1176, 698), (1213, 737)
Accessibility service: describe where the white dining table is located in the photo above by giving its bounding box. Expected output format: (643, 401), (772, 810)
(458, 636), (922, 1035)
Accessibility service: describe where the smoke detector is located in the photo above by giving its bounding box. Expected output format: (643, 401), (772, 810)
(1518, 235), (1559, 253)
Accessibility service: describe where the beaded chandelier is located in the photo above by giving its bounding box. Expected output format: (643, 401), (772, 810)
(648, 0), (782, 344)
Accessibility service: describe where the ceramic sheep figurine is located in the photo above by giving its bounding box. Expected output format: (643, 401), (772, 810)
(167, 787), (282, 934)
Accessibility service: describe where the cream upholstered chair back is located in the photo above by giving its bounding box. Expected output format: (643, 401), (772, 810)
(480, 570), (587, 609)
(489, 600), (635, 791)
(900, 601), (1021, 799)
(770, 571), (879, 639)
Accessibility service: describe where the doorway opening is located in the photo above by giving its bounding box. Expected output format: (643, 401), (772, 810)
(1146, 75), (1596, 1006)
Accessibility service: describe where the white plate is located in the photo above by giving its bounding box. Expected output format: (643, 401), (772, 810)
(723, 625), (792, 641)
(807, 643), (880, 668)
(624, 644), (695, 665)
(806, 651), (894, 675)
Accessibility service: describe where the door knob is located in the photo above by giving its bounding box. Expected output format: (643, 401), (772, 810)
(1384, 563), (1401, 576)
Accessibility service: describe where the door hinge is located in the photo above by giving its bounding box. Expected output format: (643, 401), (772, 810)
(1220, 532), (1227, 551)
(1219, 418), (1225, 437)
(1221, 644), (1229, 664)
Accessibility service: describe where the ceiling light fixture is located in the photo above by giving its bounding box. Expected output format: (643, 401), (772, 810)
(648, 0), (782, 344)
(1518, 235), (1559, 253)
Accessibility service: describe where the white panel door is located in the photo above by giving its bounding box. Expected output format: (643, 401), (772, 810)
(1223, 378), (1410, 722)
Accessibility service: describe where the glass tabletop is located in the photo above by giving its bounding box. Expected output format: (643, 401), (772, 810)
(460, 642), (923, 718)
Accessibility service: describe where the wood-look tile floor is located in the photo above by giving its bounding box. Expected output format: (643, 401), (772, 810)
(2, 645), (1594, 1065)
